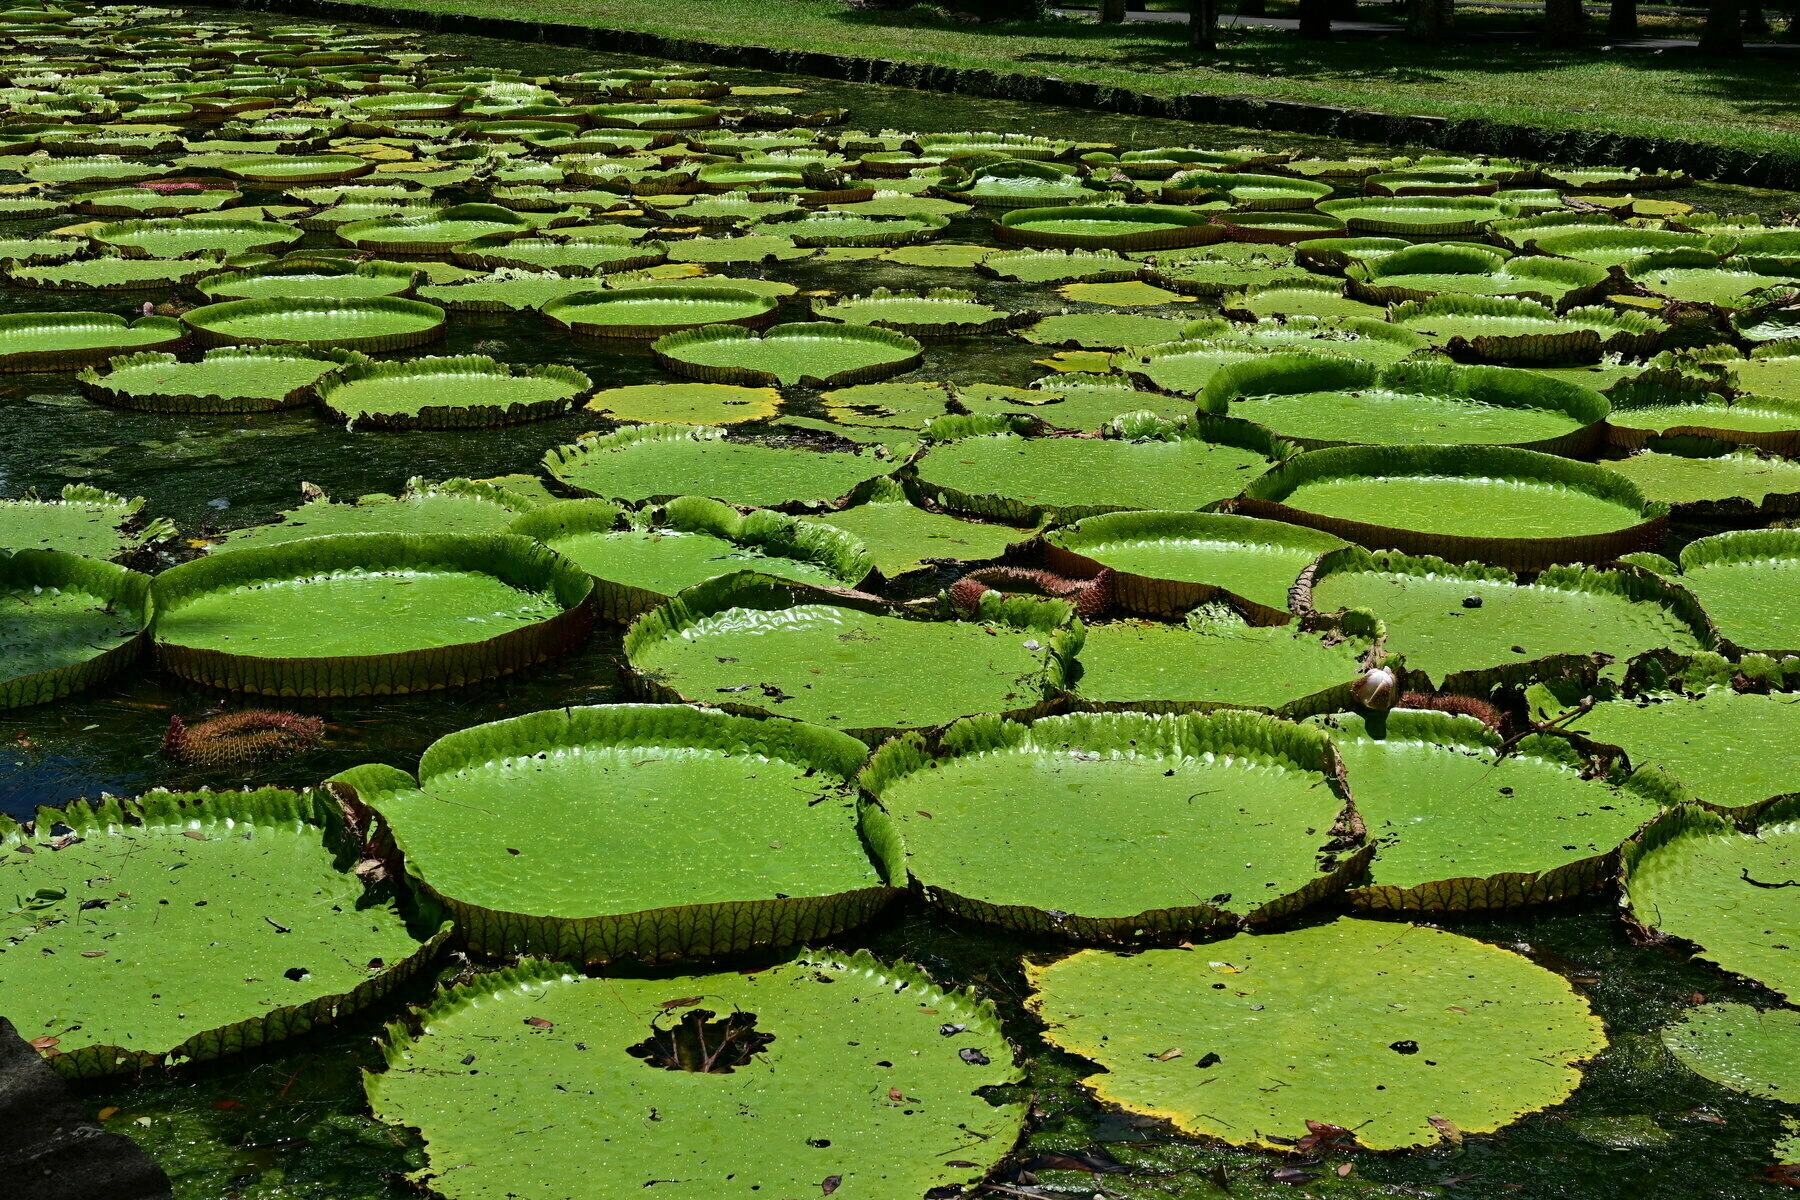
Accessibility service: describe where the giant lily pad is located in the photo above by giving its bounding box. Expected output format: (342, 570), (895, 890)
(1123, 317), (1429, 394)
(316, 356), (591, 429)
(760, 211), (947, 247)
(1567, 688), (1800, 814)
(1163, 169), (1331, 210)
(363, 952), (1022, 1200)
(1529, 226), (1713, 268)
(1043, 509), (1346, 620)
(182, 296), (445, 351)
(979, 248), (1138, 284)
(1316, 195), (1518, 236)
(2, 550), (149, 710)
(331, 705), (896, 961)
(1202, 354), (1609, 453)
(1313, 710), (1663, 909)
(1026, 919), (1604, 1150)
(1627, 249), (1798, 310)
(216, 153), (375, 183)
(862, 709), (1361, 938)
(996, 205), (1222, 251)
(1662, 1002), (1800, 1101)
(0, 485), (169, 560)
(454, 234), (666, 274)
(545, 425), (897, 510)
(0, 787), (449, 1079)
(653, 322), (922, 387)
(89, 216), (302, 259)
(195, 257), (420, 301)
(1015, 311), (1191, 350)
(542, 285), (778, 338)
(78, 345), (361, 412)
(586, 381), (782, 425)
(1605, 437), (1800, 516)
(412, 268), (592, 313)
(810, 477), (1019, 579)
(1302, 548), (1709, 689)
(912, 415), (1285, 524)
(1393, 295), (1664, 365)
(336, 202), (534, 253)
(1236, 445), (1667, 569)
(1347, 244), (1610, 308)
(510, 496), (872, 622)
(9, 252), (222, 291)
(0, 311), (184, 371)
(219, 479), (538, 552)
(1071, 604), (1369, 716)
(1670, 530), (1800, 654)
(1622, 799), (1800, 1002)
(624, 572), (1076, 739)
(812, 287), (1018, 337)
(150, 533), (593, 696)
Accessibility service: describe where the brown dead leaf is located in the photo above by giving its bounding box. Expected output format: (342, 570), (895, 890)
(1152, 1047), (1183, 1061)
(96, 1107), (119, 1121)
(29, 1036), (60, 1052)
(659, 996), (703, 1010)
(821, 1176), (842, 1196)
(1428, 1115), (1463, 1145)
(888, 1087), (904, 1101)
(523, 1017), (554, 1028)
(181, 831), (208, 841)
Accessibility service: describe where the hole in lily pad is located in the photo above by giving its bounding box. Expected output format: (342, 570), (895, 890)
(627, 1009), (775, 1074)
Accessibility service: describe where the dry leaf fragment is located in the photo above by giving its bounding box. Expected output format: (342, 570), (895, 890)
(1428, 1115), (1464, 1145)
(523, 1016), (554, 1028)
(1152, 1047), (1183, 1061)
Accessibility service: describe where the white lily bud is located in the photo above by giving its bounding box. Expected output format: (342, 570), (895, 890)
(1351, 666), (1400, 711)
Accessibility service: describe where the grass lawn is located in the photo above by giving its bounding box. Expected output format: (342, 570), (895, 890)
(358, 0), (1800, 156)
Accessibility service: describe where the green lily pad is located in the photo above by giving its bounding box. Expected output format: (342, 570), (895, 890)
(1567, 689), (1800, 814)
(2, 550), (149, 710)
(810, 478), (1019, 578)
(624, 572), (1076, 739)
(89, 216), (302, 259)
(196, 257), (420, 301)
(363, 952), (1022, 1200)
(0, 311), (185, 371)
(336, 202), (533, 253)
(878, 242), (994, 268)
(215, 152), (376, 183)
(819, 381), (953, 429)
(182, 296), (445, 352)
(979, 248), (1137, 283)
(1026, 919), (1604, 1150)
(1622, 799), (1800, 1002)
(997, 204), (1221, 251)
(1016, 312), (1191, 350)
(150, 533), (594, 697)
(219, 479), (537, 552)
(1316, 195), (1518, 236)
(78, 345), (362, 413)
(0, 787), (448, 1078)
(1202, 354), (1609, 453)
(1627, 250), (1798, 309)
(653, 322), (922, 388)
(453, 234), (666, 275)
(1313, 710), (1663, 909)
(9, 252), (223, 291)
(71, 185), (239, 217)
(545, 425), (897, 509)
(0, 484), (170, 560)
(760, 210), (947, 247)
(1238, 445), (1667, 570)
(913, 415), (1283, 524)
(413, 268), (591, 313)
(510, 496), (872, 622)
(956, 380), (1193, 432)
(863, 709), (1360, 938)
(1393, 295), (1664, 365)
(1605, 438), (1800, 515)
(1071, 605), (1368, 716)
(1529, 226), (1713, 268)
(1165, 169), (1331, 210)
(1663, 1002), (1800, 1100)
(1672, 530), (1800, 654)
(331, 704), (895, 961)
(1349, 244), (1610, 308)
(812, 287), (1017, 337)
(317, 356), (591, 429)
(1043, 509), (1345, 619)
(586, 381), (782, 425)
(542, 285), (778, 338)
(1123, 317), (1430, 394)
(662, 234), (811, 264)
(1304, 548), (1708, 689)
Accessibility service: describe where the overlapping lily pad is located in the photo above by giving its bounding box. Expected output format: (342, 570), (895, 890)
(1604, 437), (1800, 516)
(316, 356), (591, 429)
(0, 485), (170, 560)
(811, 287), (1017, 337)
(1027, 919), (1605, 1150)
(89, 216), (302, 259)
(546, 425), (899, 509)
(1663, 1002), (1800, 1100)
(2, 549), (150, 709)
(1313, 710), (1663, 909)
(809, 477), (1019, 578)
(0, 787), (449, 1078)
(1317, 195), (1517, 236)
(1123, 317), (1430, 394)
(150, 533), (593, 696)
(510, 496), (872, 621)
(1667, 530), (1800, 654)
(336, 202), (533, 253)
(195, 257), (420, 301)
(586, 381), (782, 424)
(218, 478), (538, 552)
(331, 704), (897, 961)
(8, 252), (222, 291)
(1393, 296), (1665, 364)
(863, 709), (1361, 938)
(363, 952), (1022, 1200)
(1347, 243), (1611, 308)
(624, 572), (1076, 739)
(1236, 445), (1668, 569)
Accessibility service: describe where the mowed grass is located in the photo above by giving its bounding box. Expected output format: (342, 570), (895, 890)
(370, 0), (1800, 155)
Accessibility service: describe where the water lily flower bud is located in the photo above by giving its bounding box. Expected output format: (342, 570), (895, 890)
(1352, 666), (1399, 710)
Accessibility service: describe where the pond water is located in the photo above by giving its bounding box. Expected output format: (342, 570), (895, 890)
(3, 6), (1799, 1199)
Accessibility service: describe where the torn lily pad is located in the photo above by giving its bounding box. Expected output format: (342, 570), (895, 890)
(1027, 919), (1604, 1150)
(863, 709), (1364, 938)
(0, 788), (448, 1078)
(331, 704), (897, 961)
(364, 952), (1021, 1200)
(219, 479), (538, 552)
(625, 572), (1076, 739)
(0, 485), (171, 559)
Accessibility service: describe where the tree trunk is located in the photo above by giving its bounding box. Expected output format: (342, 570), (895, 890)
(1407, 0), (1447, 39)
(1542, 0), (1585, 46)
(1698, 0), (1744, 50)
(1607, 0), (1638, 36)
(1331, 0), (1358, 19)
(1297, 0), (1333, 36)
(1098, 0), (1128, 22)
(1190, 0), (1219, 46)
(1743, 0), (1770, 33)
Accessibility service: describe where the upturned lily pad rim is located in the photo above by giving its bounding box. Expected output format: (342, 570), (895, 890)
(1041, 508), (1349, 622)
(181, 296), (447, 352)
(0, 786), (449, 1078)
(76, 345), (366, 413)
(1393, 294), (1666, 365)
(0, 311), (186, 371)
(540, 284), (779, 338)
(1294, 544), (1718, 690)
(149, 532), (595, 697)
(1, 549), (152, 711)
(335, 201), (534, 253)
(314, 355), (592, 429)
(623, 569), (1080, 739)
(1200, 353), (1611, 455)
(860, 708), (1358, 939)
(1236, 443), (1668, 570)
(87, 216), (304, 259)
(1317, 194), (1521, 234)
(810, 286), (1023, 337)
(327, 703), (900, 961)
(509, 495), (875, 622)
(193, 257), (422, 300)
(652, 321), (924, 388)
(995, 204), (1225, 251)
